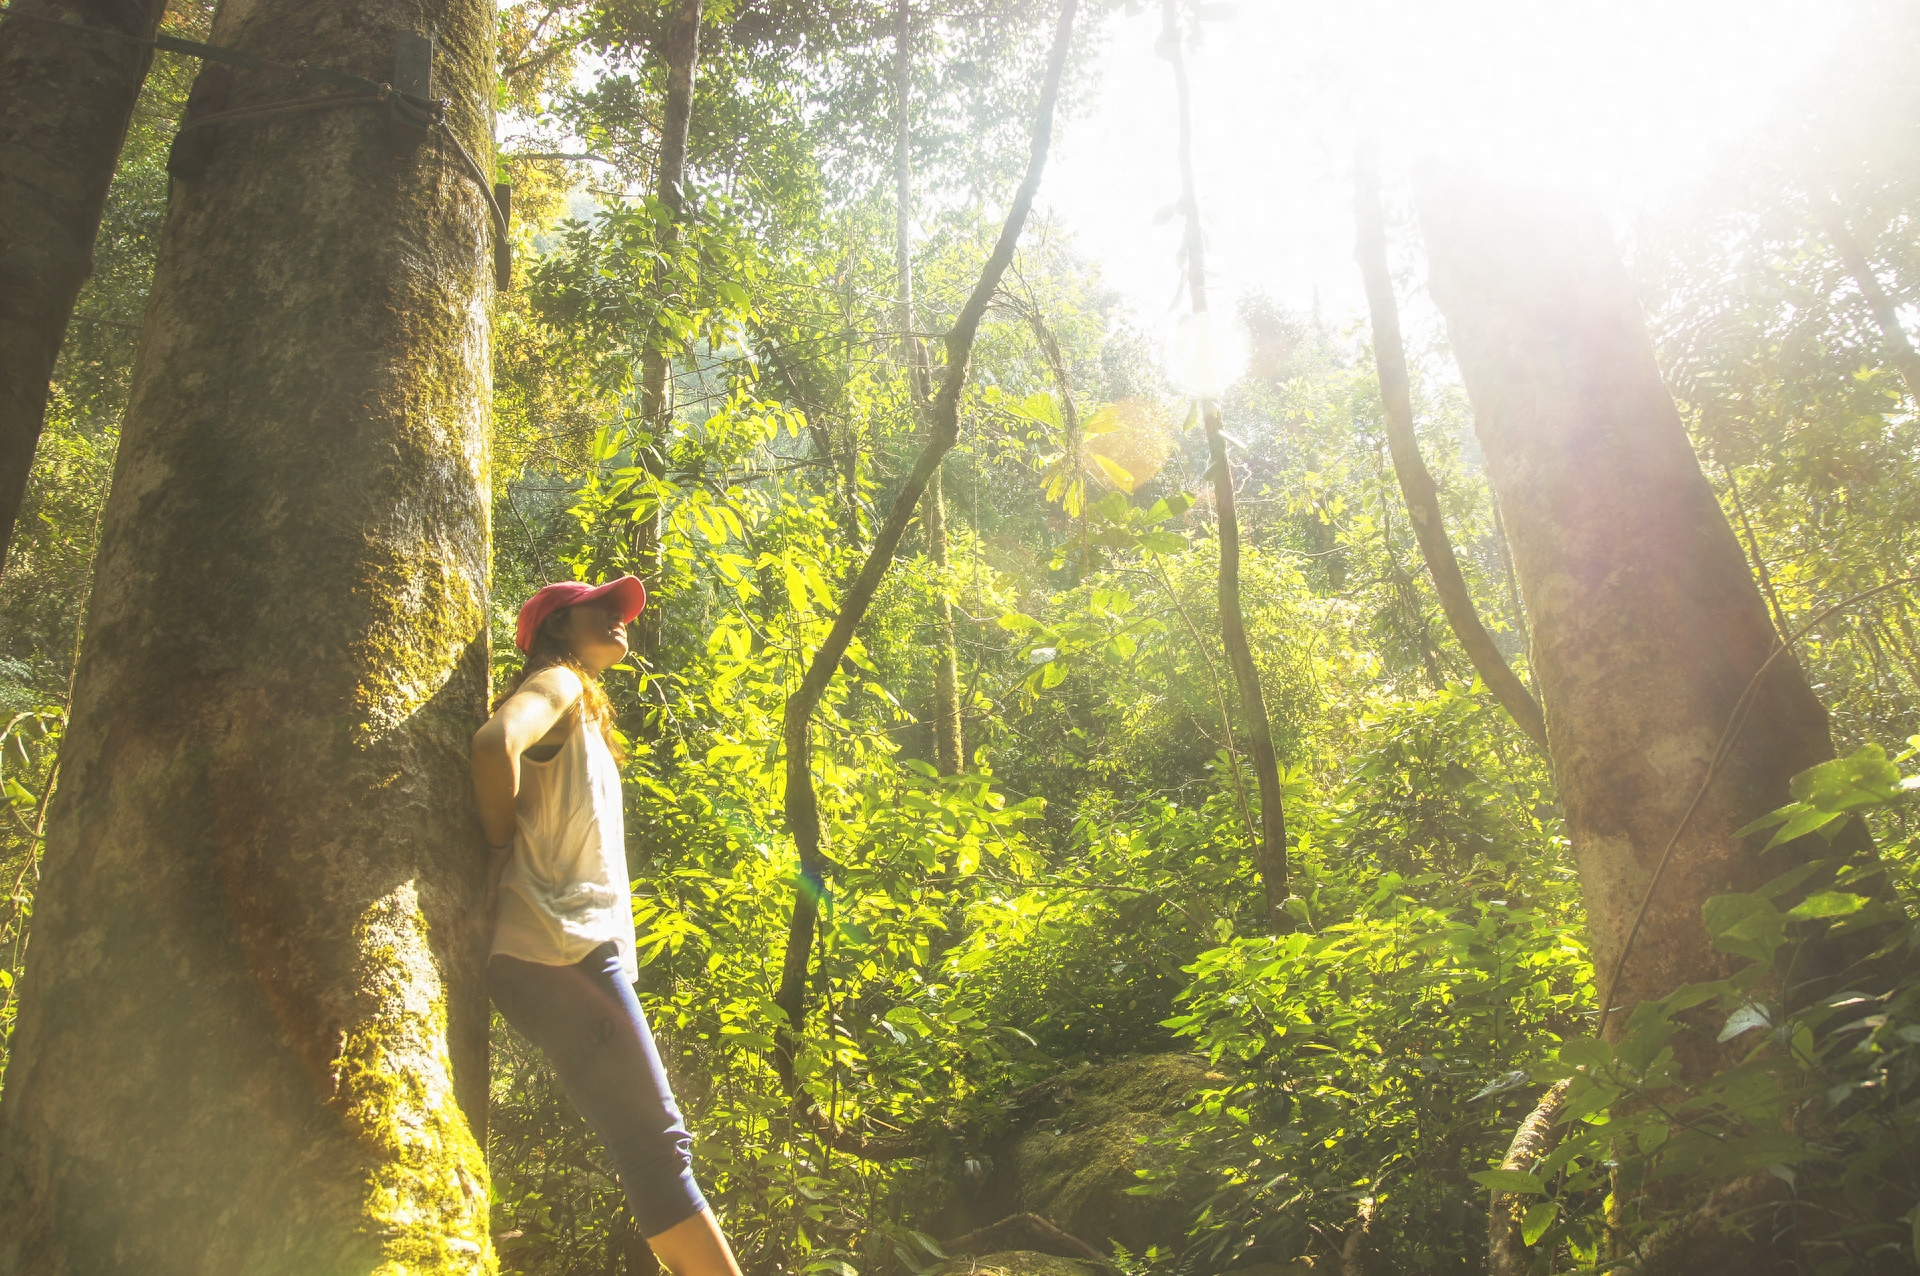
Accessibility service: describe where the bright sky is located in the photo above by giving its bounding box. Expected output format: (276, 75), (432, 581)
(1042, 0), (1864, 381)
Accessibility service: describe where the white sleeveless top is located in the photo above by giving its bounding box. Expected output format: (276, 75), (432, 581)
(490, 710), (638, 983)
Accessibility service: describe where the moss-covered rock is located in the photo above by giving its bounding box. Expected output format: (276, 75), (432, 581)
(952, 1054), (1221, 1256)
(928, 1251), (1098, 1276)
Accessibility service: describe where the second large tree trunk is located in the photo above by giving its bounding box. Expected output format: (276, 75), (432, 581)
(1418, 173), (1840, 1040)
(0, 0), (171, 576)
(0, 0), (498, 1267)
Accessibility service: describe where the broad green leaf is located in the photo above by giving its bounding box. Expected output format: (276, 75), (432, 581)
(1090, 453), (1136, 492)
(1081, 402), (1124, 436)
(1785, 891), (1867, 920)
(1702, 893), (1786, 963)
(1559, 1037), (1612, 1071)
(1139, 529), (1188, 555)
(1718, 1002), (1771, 1042)
(1019, 391), (1061, 427)
(1469, 1169), (1544, 1195)
(1788, 744), (1901, 811)
(1521, 1200), (1559, 1246)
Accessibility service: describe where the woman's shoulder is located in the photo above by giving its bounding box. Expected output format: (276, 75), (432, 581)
(518, 663), (586, 708)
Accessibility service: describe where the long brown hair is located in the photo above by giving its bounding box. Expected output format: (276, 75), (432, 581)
(496, 606), (624, 759)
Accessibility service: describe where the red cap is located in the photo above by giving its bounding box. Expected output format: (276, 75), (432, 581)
(515, 576), (647, 653)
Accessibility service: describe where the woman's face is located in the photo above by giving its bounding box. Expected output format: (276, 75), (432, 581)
(558, 599), (630, 674)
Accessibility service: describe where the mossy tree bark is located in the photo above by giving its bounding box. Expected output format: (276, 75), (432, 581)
(0, 0), (170, 576)
(1161, 0), (1288, 928)
(0, 0), (499, 1269)
(1417, 174), (1842, 1044)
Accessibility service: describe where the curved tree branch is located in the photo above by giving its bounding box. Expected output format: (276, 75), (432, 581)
(1354, 152), (1549, 753)
(770, 0), (1079, 1121)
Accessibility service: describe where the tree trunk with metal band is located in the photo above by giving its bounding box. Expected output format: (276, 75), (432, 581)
(0, 0), (499, 1266)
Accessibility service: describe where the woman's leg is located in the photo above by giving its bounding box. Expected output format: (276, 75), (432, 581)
(488, 947), (741, 1276)
(645, 1206), (743, 1276)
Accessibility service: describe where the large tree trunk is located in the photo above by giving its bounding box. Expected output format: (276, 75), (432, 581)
(892, 0), (962, 776)
(1416, 173), (1841, 1042)
(0, 0), (170, 577)
(1353, 158), (1547, 753)
(0, 0), (498, 1267)
(633, 0), (701, 664)
(1161, 0), (1287, 927)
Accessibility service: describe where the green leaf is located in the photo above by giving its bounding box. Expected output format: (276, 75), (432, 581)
(1081, 403), (1124, 436)
(1019, 391), (1061, 427)
(1090, 490), (1131, 524)
(1755, 803), (1844, 849)
(1702, 893), (1786, 963)
(1718, 1002), (1771, 1042)
(1785, 891), (1867, 921)
(1789, 744), (1901, 811)
(1139, 530), (1188, 555)
(1090, 453), (1136, 493)
(1521, 1200), (1559, 1246)
(1470, 1169), (1544, 1195)
(1559, 1037), (1612, 1071)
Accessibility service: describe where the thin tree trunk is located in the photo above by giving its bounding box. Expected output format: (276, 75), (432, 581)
(1161, 0), (1288, 929)
(634, 0), (700, 661)
(925, 468), (963, 773)
(1353, 156), (1547, 753)
(1719, 456), (1788, 640)
(0, 0), (171, 577)
(1487, 1079), (1570, 1276)
(773, 0), (1076, 1107)
(0, 0), (498, 1265)
(1417, 173), (1846, 1054)
(1813, 191), (1920, 404)
(893, 0), (961, 775)
(1490, 498), (1530, 670)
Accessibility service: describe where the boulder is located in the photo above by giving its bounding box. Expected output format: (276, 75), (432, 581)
(949, 1054), (1222, 1256)
(928, 1252), (1098, 1276)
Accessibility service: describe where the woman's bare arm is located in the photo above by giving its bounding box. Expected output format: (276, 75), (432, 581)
(472, 665), (584, 849)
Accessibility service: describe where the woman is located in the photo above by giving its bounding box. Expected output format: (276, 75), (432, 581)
(474, 575), (742, 1276)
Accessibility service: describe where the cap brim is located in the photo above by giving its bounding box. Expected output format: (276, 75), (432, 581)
(576, 574), (647, 623)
